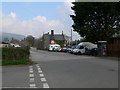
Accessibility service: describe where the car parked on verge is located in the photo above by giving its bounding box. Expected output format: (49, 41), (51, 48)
(72, 42), (97, 55)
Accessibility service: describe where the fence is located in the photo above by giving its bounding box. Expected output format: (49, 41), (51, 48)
(107, 38), (120, 58)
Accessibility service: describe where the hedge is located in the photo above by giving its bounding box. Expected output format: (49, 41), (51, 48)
(2, 47), (30, 61)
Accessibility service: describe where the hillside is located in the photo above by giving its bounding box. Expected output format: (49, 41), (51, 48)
(0, 32), (26, 42)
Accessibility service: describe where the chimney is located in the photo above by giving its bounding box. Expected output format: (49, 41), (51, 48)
(51, 30), (54, 35)
(51, 30), (54, 40)
(62, 31), (63, 35)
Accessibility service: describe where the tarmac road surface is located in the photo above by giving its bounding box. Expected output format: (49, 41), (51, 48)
(2, 48), (118, 88)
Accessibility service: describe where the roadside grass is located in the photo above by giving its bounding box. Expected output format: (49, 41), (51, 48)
(2, 59), (36, 66)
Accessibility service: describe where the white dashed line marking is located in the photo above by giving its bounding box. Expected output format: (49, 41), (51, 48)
(38, 68), (41, 70)
(41, 78), (47, 82)
(30, 84), (36, 87)
(29, 68), (33, 71)
(29, 74), (34, 78)
(43, 83), (50, 88)
(38, 70), (42, 73)
(40, 74), (44, 77)
(29, 66), (37, 88)
(29, 64), (50, 88)
(29, 70), (33, 73)
(29, 66), (33, 68)
(30, 78), (35, 82)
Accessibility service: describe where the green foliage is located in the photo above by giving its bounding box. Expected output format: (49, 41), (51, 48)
(55, 40), (65, 47)
(2, 47), (30, 60)
(1, 47), (34, 65)
(26, 35), (35, 47)
(71, 2), (120, 42)
(2, 59), (33, 66)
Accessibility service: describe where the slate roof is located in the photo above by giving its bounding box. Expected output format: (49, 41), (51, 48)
(44, 34), (65, 41)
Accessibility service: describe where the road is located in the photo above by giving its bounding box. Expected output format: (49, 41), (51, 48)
(2, 48), (118, 88)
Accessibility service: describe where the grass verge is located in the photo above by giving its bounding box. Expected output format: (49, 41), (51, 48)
(2, 59), (36, 66)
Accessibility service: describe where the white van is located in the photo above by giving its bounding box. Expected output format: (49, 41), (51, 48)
(49, 44), (61, 51)
(72, 42), (97, 54)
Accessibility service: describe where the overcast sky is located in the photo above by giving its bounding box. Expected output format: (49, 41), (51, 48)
(1, 0), (81, 40)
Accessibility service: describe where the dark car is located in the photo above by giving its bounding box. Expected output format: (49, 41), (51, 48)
(85, 48), (98, 56)
(61, 47), (67, 52)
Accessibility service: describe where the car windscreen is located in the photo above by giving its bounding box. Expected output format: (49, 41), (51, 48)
(76, 45), (84, 49)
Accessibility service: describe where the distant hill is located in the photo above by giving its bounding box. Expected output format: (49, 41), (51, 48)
(0, 32), (26, 42)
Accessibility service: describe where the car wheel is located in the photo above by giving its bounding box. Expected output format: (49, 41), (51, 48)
(78, 51), (81, 55)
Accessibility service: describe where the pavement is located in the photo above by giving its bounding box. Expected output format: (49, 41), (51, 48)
(2, 48), (118, 88)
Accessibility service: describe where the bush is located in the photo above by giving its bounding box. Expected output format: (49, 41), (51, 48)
(2, 59), (34, 66)
(2, 47), (30, 60)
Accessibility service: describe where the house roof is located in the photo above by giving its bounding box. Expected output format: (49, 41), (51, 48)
(44, 34), (65, 41)
(54, 35), (64, 40)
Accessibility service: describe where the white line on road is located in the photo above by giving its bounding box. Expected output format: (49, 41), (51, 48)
(29, 68), (33, 71)
(38, 68), (41, 70)
(29, 70), (33, 73)
(30, 84), (36, 87)
(38, 70), (42, 73)
(43, 83), (50, 88)
(40, 74), (44, 77)
(29, 66), (33, 68)
(29, 74), (34, 78)
(41, 78), (47, 82)
(29, 66), (37, 88)
(36, 64), (50, 88)
(30, 78), (35, 82)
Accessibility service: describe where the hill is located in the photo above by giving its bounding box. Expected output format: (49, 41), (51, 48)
(0, 32), (26, 42)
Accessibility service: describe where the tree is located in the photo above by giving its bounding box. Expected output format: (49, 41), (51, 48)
(71, 2), (120, 43)
(25, 35), (35, 47)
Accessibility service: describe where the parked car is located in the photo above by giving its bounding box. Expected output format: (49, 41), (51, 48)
(72, 45), (85, 55)
(72, 42), (97, 55)
(61, 47), (67, 52)
(85, 48), (98, 56)
(49, 44), (61, 51)
(69, 45), (77, 54)
(55, 47), (62, 52)
(66, 48), (72, 53)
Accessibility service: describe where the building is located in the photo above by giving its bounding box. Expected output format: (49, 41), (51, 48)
(40, 30), (71, 50)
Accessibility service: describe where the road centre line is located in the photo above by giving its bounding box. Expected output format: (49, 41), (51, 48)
(36, 64), (50, 88)
(38, 70), (42, 73)
(40, 74), (44, 77)
(30, 78), (35, 82)
(41, 78), (47, 82)
(29, 66), (33, 68)
(30, 84), (36, 87)
(29, 70), (33, 73)
(29, 66), (36, 88)
(43, 83), (50, 88)
(29, 74), (34, 77)
(38, 68), (41, 70)
(29, 68), (33, 71)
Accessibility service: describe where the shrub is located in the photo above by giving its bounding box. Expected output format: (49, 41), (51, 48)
(2, 47), (30, 61)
